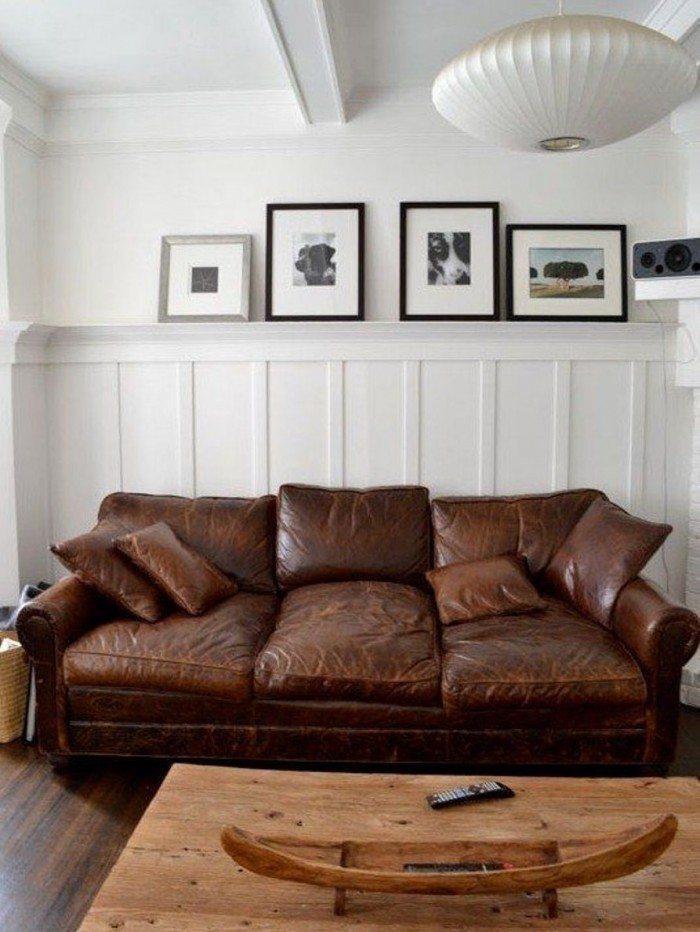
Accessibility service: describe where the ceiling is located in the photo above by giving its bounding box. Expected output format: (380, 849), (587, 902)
(0, 0), (290, 94)
(0, 0), (667, 99)
(330, 0), (659, 90)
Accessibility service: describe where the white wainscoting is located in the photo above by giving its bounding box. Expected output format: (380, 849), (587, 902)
(17, 320), (687, 599)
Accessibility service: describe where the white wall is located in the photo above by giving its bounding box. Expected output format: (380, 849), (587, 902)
(0, 93), (692, 608)
(33, 322), (690, 601)
(5, 137), (41, 321)
(40, 131), (687, 324)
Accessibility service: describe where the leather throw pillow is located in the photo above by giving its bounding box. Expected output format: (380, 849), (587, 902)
(51, 517), (169, 622)
(116, 521), (237, 615)
(426, 554), (545, 625)
(543, 497), (671, 626)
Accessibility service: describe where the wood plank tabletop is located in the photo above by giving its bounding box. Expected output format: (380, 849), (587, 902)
(81, 766), (699, 930)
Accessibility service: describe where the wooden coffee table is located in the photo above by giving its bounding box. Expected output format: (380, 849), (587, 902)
(81, 766), (699, 929)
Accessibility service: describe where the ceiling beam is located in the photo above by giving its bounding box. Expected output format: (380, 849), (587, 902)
(645, 0), (700, 41)
(259, 0), (345, 124)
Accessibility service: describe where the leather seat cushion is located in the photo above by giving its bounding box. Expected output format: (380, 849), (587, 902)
(254, 581), (440, 705)
(441, 598), (646, 716)
(64, 592), (278, 701)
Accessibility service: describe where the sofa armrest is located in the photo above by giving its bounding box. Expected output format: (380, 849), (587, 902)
(612, 577), (699, 762)
(15, 575), (108, 754)
(16, 575), (105, 658)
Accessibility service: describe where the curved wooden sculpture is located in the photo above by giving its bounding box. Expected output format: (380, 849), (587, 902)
(221, 814), (677, 918)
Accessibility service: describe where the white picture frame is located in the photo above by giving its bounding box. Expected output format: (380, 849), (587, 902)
(159, 234), (251, 322)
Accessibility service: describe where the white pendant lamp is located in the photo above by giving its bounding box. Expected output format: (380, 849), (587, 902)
(432, 2), (698, 153)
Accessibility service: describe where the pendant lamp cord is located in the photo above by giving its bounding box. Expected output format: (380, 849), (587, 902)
(557, 0), (563, 13)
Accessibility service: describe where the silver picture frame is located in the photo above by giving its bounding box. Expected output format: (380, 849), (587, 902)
(159, 234), (251, 323)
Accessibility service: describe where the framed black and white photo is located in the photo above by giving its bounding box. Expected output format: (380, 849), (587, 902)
(506, 224), (627, 321)
(400, 202), (499, 320)
(266, 203), (364, 321)
(159, 234), (251, 322)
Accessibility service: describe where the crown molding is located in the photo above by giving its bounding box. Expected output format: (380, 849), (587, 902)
(40, 127), (680, 159)
(47, 88), (296, 112)
(0, 54), (48, 108)
(38, 84), (681, 158)
(645, 0), (700, 41)
(6, 120), (46, 155)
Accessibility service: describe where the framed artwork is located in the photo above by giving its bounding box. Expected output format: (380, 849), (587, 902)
(506, 224), (627, 321)
(400, 202), (499, 320)
(266, 203), (365, 321)
(158, 235), (251, 322)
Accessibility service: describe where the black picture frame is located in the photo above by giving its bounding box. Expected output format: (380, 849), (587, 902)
(506, 223), (628, 322)
(265, 202), (365, 321)
(400, 201), (500, 321)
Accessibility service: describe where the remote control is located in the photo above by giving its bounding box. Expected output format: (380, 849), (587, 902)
(404, 861), (513, 873)
(426, 781), (515, 809)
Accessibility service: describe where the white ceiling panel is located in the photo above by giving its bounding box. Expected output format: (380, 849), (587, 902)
(0, 0), (290, 93)
(330, 0), (661, 90)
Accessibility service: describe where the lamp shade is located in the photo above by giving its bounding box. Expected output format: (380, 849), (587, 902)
(432, 15), (698, 152)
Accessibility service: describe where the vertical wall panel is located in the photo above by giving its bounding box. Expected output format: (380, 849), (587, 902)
(420, 361), (480, 494)
(268, 361), (329, 489)
(327, 361), (345, 485)
(193, 362), (255, 496)
(344, 361), (404, 486)
(119, 362), (183, 494)
(47, 363), (120, 554)
(551, 360), (571, 490)
(569, 361), (631, 504)
(495, 361), (554, 494)
(13, 364), (51, 584)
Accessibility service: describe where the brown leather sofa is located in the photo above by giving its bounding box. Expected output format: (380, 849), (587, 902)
(17, 485), (699, 769)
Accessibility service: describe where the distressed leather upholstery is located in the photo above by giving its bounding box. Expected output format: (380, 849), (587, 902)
(276, 484), (431, 590)
(255, 581), (440, 705)
(99, 492), (276, 593)
(51, 517), (170, 622)
(427, 554), (545, 625)
(116, 521), (237, 615)
(543, 497), (671, 626)
(64, 592), (277, 701)
(15, 485), (700, 768)
(441, 597), (646, 716)
(432, 489), (601, 573)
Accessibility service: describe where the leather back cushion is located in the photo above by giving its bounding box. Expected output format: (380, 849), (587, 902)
(276, 484), (431, 590)
(542, 497), (671, 626)
(432, 489), (602, 574)
(99, 493), (276, 593)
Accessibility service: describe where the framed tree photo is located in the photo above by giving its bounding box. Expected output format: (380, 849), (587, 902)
(266, 203), (364, 321)
(506, 224), (627, 321)
(400, 202), (499, 320)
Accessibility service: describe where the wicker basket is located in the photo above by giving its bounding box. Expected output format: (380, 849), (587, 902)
(0, 634), (29, 743)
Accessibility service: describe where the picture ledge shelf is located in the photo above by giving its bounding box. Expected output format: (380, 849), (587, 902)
(0, 320), (675, 365)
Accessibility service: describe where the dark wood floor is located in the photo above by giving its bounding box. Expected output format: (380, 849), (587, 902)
(0, 709), (698, 932)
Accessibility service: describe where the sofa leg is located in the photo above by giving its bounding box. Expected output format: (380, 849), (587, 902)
(46, 752), (72, 772)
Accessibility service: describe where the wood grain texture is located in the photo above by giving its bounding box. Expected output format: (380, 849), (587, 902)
(82, 766), (699, 930)
(220, 816), (676, 895)
(0, 743), (167, 932)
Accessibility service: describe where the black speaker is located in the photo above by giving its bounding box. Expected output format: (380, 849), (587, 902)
(632, 237), (700, 279)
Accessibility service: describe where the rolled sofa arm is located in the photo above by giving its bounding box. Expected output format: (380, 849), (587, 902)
(612, 577), (700, 763)
(15, 575), (107, 754)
